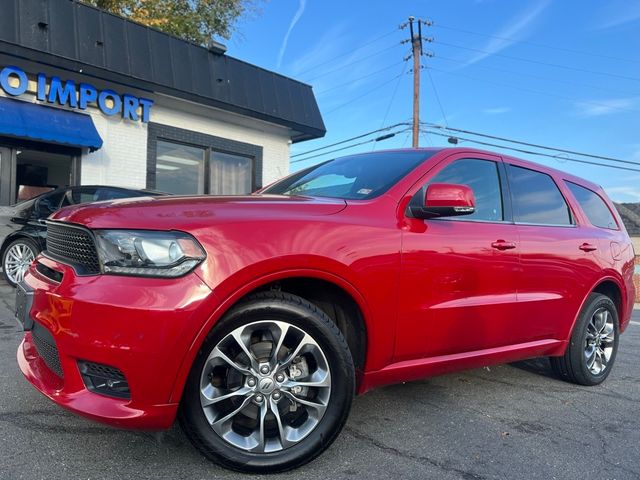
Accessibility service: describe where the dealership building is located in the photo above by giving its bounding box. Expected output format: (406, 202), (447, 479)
(0, 0), (325, 206)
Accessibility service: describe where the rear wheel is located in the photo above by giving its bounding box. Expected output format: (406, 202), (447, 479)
(179, 291), (355, 472)
(2, 238), (39, 287)
(550, 293), (619, 386)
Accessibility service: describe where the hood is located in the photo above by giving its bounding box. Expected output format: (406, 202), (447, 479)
(50, 194), (348, 230)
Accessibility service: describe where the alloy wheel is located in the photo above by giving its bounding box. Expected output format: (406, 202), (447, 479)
(584, 307), (615, 375)
(3, 243), (35, 284)
(199, 320), (331, 453)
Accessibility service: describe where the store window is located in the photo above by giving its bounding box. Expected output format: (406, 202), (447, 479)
(210, 152), (253, 195)
(156, 141), (206, 195)
(148, 124), (262, 196)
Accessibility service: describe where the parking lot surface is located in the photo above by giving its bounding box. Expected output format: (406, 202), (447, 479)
(1, 279), (638, 480)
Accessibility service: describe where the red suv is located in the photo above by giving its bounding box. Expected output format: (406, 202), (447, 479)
(15, 148), (635, 472)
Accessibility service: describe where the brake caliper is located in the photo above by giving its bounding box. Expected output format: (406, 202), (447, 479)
(287, 356), (309, 412)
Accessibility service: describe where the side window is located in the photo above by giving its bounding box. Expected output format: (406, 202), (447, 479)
(36, 190), (65, 217)
(566, 181), (618, 230)
(507, 165), (572, 225)
(417, 158), (504, 222)
(65, 188), (99, 206)
(96, 188), (139, 201)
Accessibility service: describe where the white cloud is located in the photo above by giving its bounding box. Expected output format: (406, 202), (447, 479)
(285, 23), (348, 77)
(277, 0), (306, 69)
(605, 186), (640, 202)
(461, 0), (549, 67)
(575, 97), (637, 117)
(285, 23), (402, 111)
(594, 3), (640, 30)
(483, 107), (511, 115)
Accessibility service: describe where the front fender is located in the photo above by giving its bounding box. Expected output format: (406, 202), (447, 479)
(168, 264), (385, 404)
(1, 228), (46, 257)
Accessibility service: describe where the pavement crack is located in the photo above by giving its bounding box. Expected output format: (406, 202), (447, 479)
(344, 426), (488, 480)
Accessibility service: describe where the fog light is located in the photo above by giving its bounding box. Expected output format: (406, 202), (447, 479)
(78, 360), (131, 399)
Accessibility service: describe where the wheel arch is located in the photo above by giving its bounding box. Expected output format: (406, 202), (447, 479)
(592, 279), (623, 319)
(170, 269), (372, 404)
(567, 275), (626, 344)
(0, 232), (43, 260)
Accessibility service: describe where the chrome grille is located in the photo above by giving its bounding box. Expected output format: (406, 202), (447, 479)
(45, 223), (100, 274)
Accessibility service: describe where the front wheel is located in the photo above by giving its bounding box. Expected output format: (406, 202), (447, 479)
(179, 291), (355, 473)
(550, 293), (619, 386)
(2, 238), (39, 287)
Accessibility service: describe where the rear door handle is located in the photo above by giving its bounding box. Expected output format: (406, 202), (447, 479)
(579, 243), (598, 252)
(491, 240), (516, 250)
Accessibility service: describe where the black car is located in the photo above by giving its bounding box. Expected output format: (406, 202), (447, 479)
(0, 185), (165, 286)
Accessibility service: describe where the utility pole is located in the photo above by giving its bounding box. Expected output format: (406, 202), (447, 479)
(402, 17), (432, 148)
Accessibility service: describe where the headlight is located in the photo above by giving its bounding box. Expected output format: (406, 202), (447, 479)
(94, 230), (206, 277)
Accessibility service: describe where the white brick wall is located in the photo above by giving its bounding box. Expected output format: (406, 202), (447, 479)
(2, 88), (293, 190)
(81, 112), (148, 188)
(81, 96), (292, 188)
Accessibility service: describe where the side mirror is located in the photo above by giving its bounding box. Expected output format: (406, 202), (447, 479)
(409, 183), (476, 219)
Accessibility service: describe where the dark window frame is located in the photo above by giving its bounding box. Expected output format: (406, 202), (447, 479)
(505, 163), (575, 227)
(146, 123), (263, 194)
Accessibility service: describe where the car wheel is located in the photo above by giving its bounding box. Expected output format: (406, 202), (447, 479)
(550, 293), (619, 386)
(1, 238), (39, 287)
(179, 291), (355, 473)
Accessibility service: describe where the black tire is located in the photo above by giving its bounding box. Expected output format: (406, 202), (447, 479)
(550, 293), (619, 386)
(179, 291), (355, 473)
(1, 237), (40, 287)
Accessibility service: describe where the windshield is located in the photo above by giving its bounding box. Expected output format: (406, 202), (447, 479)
(263, 151), (435, 200)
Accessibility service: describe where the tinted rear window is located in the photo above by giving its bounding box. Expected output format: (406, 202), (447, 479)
(507, 165), (572, 225)
(263, 151), (436, 200)
(566, 181), (618, 230)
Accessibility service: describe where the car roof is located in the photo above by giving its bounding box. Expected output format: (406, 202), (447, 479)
(370, 147), (604, 193)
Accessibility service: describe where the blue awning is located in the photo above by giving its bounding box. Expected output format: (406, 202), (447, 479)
(0, 97), (103, 151)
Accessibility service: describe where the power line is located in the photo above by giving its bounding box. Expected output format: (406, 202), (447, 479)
(423, 123), (640, 167)
(435, 40), (640, 83)
(323, 71), (406, 115)
(305, 43), (402, 83)
(377, 61), (409, 133)
(434, 54), (640, 97)
(291, 122), (410, 158)
(315, 61), (404, 95)
(425, 67), (449, 126)
(296, 29), (399, 77)
(292, 127), (411, 164)
(421, 130), (434, 147)
(432, 22), (640, 65)
(422, 129), (640, 173)
(427, 66), (640, 114)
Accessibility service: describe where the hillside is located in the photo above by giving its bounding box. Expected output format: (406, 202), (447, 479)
(614, 203), (640, 236)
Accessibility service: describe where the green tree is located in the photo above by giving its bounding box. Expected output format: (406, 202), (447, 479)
(81, 0), (258, 44)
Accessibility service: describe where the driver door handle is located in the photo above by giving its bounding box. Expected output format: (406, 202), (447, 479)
(491, 240), (516, 250)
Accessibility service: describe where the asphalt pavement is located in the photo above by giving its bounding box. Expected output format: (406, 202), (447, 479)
(1, 279), (639, 480)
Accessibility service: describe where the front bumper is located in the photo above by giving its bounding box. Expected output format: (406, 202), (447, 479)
(16, 255), (215, 429)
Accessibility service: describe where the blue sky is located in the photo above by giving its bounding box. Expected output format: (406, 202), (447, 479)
(225, 0), (640, 202)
